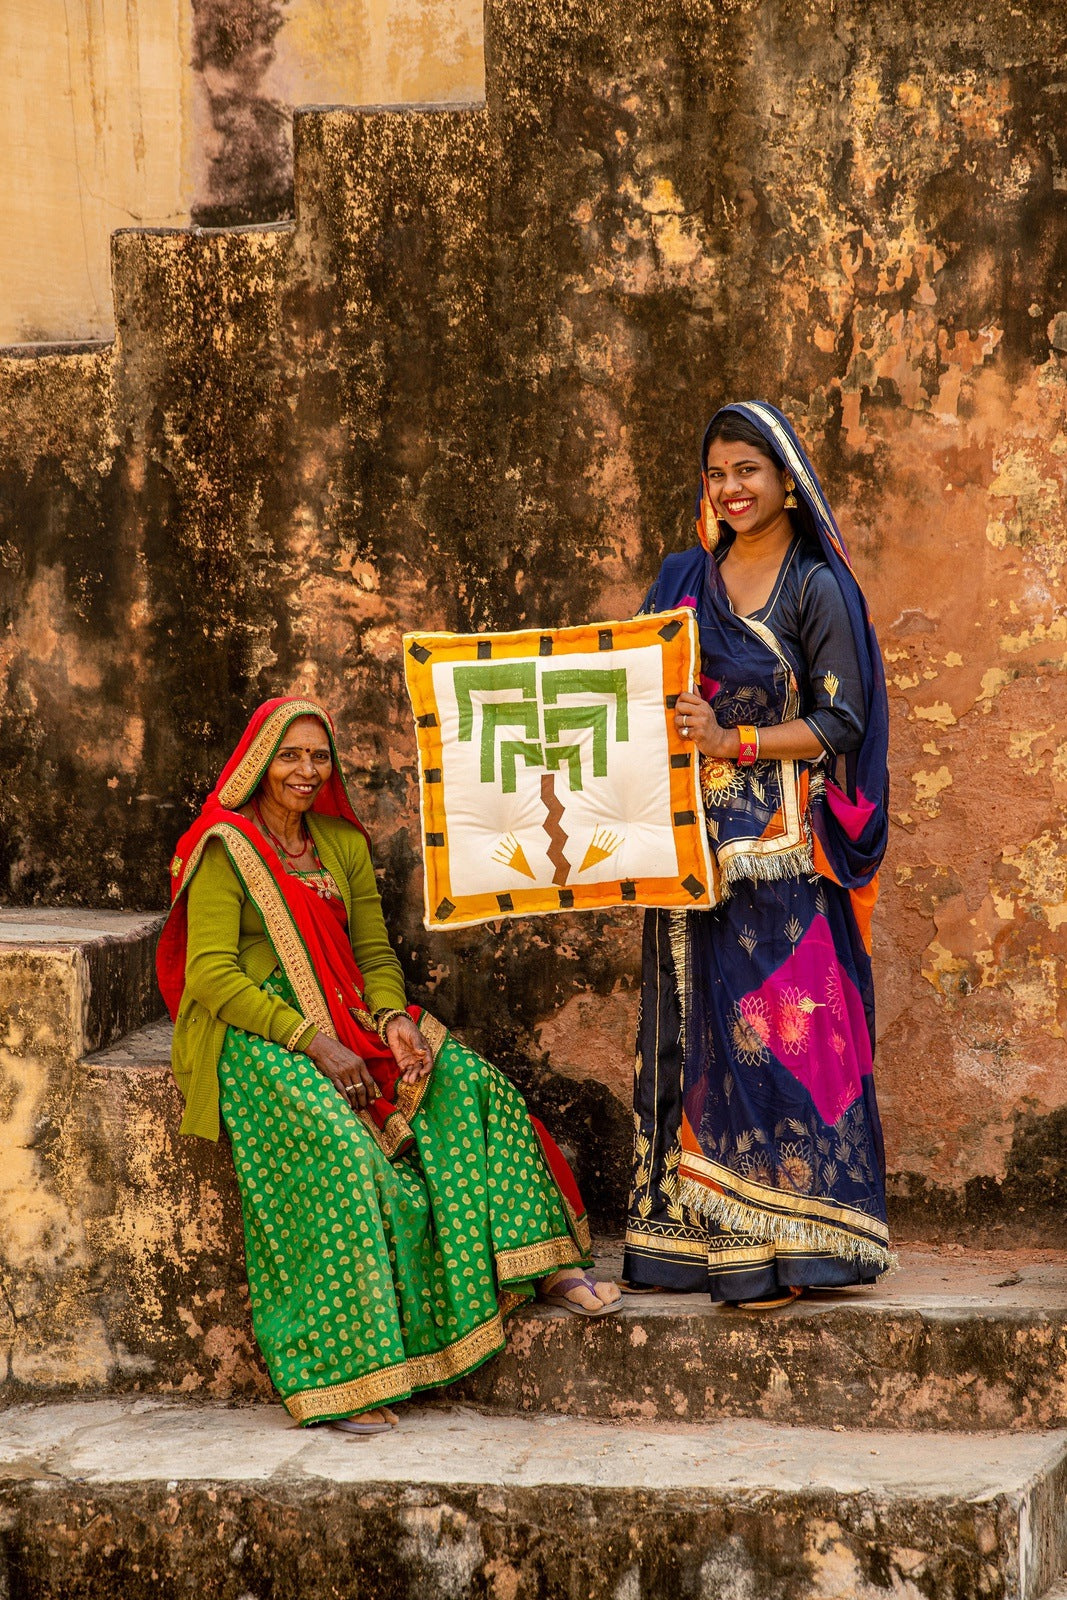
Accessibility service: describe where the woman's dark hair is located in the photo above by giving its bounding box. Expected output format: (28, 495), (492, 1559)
(704, 410), (785, 469)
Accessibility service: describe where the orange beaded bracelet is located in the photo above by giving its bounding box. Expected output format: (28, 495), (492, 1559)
(736, 725), (760, 767)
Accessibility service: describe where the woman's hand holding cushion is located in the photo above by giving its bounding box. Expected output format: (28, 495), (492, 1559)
(674, 690), (735, 759)
(305, 1034), (379, 1108)
(385, 1014), (433, 1084)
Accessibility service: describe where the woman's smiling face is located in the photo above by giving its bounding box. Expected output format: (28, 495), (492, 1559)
(705, 438), (789, 537)
(260, 716), (332, 814)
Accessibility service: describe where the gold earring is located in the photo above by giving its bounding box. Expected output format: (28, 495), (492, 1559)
(784, 477), (798, 510)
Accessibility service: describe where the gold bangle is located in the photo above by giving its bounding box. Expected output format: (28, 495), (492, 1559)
(373, 1007), (407, 1041)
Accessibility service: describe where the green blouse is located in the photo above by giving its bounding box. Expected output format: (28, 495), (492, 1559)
(172, 813), (408, 1140)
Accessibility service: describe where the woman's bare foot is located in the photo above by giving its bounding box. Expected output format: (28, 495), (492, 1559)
(540, 1270), (622, 1314)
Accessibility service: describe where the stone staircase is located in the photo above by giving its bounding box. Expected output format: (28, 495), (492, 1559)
(2, 910), (1067, 1598)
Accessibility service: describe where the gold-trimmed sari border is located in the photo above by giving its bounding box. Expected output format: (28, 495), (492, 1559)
(395, 1009), (448, 1122)
(624, 1224), (708, 1261)
(283, 1313), (506, 1423)
(495, 1233), (583, 1282)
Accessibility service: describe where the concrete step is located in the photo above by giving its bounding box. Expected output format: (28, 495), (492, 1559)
(451, 1240), (1067, 1434)
(0, 909), (165, 1056)
(0, 1399), (1064, 1600)
(5, 1003), (1067, 1435)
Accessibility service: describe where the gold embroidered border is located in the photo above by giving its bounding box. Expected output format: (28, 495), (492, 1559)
(417, 1011), (449, 1061)
(404, 1313), (505, 1388)
(706, 1240), (776, 1268)
(374, 1107), (415, 1160)
(283, 1313), (506, 1423)
(678, 1147), (890, 1246)
(495, 1233), (581, 1282)
(554, 1185), (593, 1258)
(218, 700), (334, 809)
(624, 1225), (707, 1260)
(284, 1358), (413, 1421)
(209, 826), (334, 1034)
(395, 1009), (447, 1122)
(712, 610), (811, 874)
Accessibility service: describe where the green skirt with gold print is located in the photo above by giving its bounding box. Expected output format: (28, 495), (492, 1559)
(218, 973), (589, 1423)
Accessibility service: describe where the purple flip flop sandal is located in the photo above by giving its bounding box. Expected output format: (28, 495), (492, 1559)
(330, 1413), (395, 1435)
(538, 1273), (620, 1318)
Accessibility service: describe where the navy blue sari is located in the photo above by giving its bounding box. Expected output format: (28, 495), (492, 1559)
(623, 403), (891, 1300)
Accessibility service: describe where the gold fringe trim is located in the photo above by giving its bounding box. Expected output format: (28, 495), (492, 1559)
(677, 1177), (894, 1274)
(667, 909), (689, 1059)
(718, 839), (815, 893)
(284, 1312), (505, 1423)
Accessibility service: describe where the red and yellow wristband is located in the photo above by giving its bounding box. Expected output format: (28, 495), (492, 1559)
(736, 724), (760, 767)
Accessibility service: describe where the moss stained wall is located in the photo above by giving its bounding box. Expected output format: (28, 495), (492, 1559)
(1, 0), (1066, 1230)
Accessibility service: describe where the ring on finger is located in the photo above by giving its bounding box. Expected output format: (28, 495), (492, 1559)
(682, 718), (689, 736)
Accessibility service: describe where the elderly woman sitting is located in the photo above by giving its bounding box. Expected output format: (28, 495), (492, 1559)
(158, 697), (619, 1434)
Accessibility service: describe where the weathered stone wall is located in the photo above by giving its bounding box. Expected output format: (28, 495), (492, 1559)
(2, 0), (1065, 1233)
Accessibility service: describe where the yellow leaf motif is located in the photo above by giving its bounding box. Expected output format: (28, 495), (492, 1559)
(580, 825), (623, 873)
(637, 1195), (653, 1219)
(491, 832), (536, 880)
(824, 672), (840, 706)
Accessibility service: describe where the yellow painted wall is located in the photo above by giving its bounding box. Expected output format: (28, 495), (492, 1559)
(265, 0), (484, 112)
(1, 0), (485, 345)
(0, 0), (194, 344)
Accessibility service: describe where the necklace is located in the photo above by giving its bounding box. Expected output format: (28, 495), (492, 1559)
(302, 869), (336, 902)
(252, 799), (312, 861)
